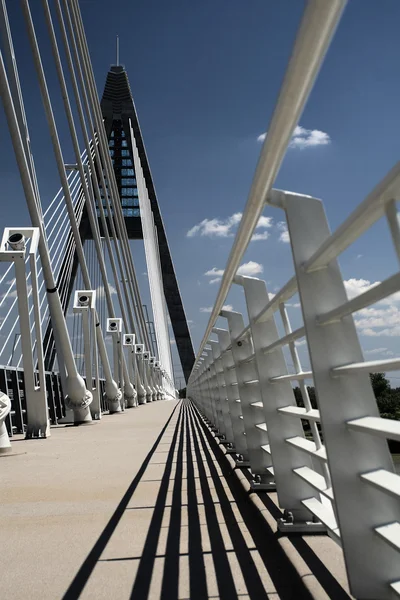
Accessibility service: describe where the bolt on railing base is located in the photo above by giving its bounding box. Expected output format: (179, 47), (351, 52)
(277, 510), (326, 534)
(234, 455), (251, 468)
(251, 476), (276, 492)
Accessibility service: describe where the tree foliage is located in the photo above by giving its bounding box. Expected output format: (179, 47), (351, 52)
(294, 373), (400, 421)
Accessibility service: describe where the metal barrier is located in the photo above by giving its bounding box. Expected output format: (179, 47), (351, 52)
(188, 1), (400, 598)
(1, 366), (110, 435)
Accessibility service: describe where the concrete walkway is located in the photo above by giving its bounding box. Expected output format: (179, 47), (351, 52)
(1, 399), (352, 599)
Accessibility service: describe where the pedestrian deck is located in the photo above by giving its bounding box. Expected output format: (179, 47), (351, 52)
(1, 399), (351, 599)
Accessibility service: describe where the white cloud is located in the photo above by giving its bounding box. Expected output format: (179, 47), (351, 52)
(344, 278), (379, 300)
(251, 231), (269, 242)
(364, 347), (394, 356)
(277, 222), (290, 243)
(187, 212), (272, 240)
(237, 261), (263, 276)
(257, 216), (273, 229)
(344, 278), (400, 337)
(290, 126), (331, 149)
(204, 267), (224, 285)
(203, 261), (263, 284)
(204, 267), (224, 277)
(187, 212), (242, 238)
(200, 304), (233, 313)
(257, 124), (331, 150)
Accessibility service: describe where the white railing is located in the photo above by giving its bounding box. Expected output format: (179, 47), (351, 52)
(187, 2), (400, 599)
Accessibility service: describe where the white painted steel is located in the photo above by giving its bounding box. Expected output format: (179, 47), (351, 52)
(0, 391), (11, 453)
(347, 416), (400, 442)
(361, 469), (400, 500)
(188, 3), (400, 593)
(0, 228), (50, 435)
(130, 127), (174, 394)
(223, 308), (273, 482)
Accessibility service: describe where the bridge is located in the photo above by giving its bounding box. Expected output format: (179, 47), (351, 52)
(0, 1), (399, 599)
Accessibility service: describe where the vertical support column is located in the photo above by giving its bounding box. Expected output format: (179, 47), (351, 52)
(202, 350), (218, 427)
(123, 334), (137, 408)
(0, 228), (51, 435)
(74, 291), (101, 421)
(223, 308), (274, 482)
(237, 276), (316, 523)
(107, 318), (123, 413)
(135, 344), (147, 405)
(208, 340), (226, 436)
(154, 360), (163, 400)
(142, 351), (153, 402)
(219, 312), (248, 461)
(212, 328), (235, 446)
(284, 191), (400, 598)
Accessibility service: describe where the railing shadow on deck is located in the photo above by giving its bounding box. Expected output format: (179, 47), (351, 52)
(62, 400), (350, 600)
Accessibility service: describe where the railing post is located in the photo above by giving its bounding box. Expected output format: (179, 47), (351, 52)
(282, 191), (400, 599)
(235, 277), (318, 525)
(123, 334), (138, 408)
(212, 328), (235, 446)
(223, 303), (275, 489)
(107, 318), (123, 413)
(134, 344), (147, 405)
(208, 340), (227, 438)
(0, 228), (51, 435)
(73, 290), (101, 420)
(218, 312), (249, 463)
(203, 349), (219, 429)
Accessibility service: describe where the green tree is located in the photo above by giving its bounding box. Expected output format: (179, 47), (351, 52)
(370, 372), (391, 398)
(293, 373), (400, 421)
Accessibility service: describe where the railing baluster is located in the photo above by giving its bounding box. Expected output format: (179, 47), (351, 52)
(236, 275), (321, 527)
(221, 308), (274, 487)
(212, 328), (235, 448)
(208, 340), (228, 439)
(284, 190), (400, 599)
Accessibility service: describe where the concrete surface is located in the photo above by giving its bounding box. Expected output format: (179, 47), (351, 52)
(1, 399), (353, 599)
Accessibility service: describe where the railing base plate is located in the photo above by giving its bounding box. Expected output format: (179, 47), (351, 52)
(234, 459), (251, 468)
(251, 481), (276, 492)
(277, 520), (326, 534)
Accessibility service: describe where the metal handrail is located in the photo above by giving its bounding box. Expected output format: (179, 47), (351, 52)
(193, 0), (347, 370)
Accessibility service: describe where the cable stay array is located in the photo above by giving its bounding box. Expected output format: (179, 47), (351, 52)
(0, 0), (178, 451)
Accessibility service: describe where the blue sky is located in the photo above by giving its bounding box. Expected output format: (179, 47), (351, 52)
(1, 1), (400, 384)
